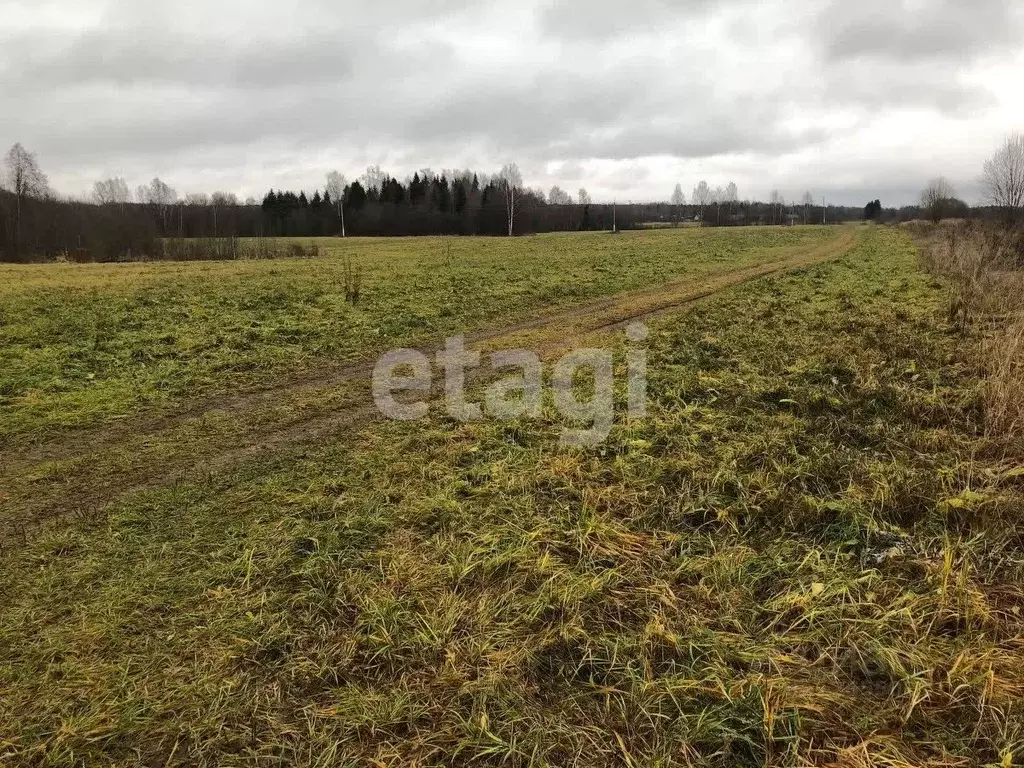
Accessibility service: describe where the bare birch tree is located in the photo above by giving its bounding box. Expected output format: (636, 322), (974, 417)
(361, 165), (386, 198)
(548, 185), (573, 205)
(670, 183), (685, 223)
(725, 182), (738, 217)
(92, 177), (131, 207)
(769, 189), (782, 225)
(578, 188), (591, 206)
(692, 181), (711, 223)
(5, 144), (49, 254)
(500, 163), (523, 237)
(325, 171), (347, 236)
(981, 132), (1024, 222)
(139, 177), (177, 229)
(921, 177), (954, 223)
(713, 186), (725, 225)
(210, 192), (237, 237)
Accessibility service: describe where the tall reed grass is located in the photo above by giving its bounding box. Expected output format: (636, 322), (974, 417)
(914, 220), (1024, 439)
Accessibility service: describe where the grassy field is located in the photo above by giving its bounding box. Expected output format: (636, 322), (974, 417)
(2, 226), (1023, 766)
(0, 227), (837, 442)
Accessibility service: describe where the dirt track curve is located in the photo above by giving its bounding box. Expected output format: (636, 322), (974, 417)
(0, 228), (859, 541)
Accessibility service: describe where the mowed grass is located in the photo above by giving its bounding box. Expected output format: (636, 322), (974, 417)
(0, 227), (838, 441)
(2, 227), (1022, 766)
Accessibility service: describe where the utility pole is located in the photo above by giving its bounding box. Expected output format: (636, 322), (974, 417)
(822, 197), (826, 225)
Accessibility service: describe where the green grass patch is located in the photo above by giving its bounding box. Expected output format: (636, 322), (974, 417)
(0, 227), (838, 441)
(2, 227), (1022, 766)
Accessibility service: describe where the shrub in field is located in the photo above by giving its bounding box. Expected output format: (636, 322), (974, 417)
(343, 256), (363, 304)
(155, 237), (322, 262)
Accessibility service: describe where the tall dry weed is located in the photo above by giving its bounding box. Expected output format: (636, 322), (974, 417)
(983, 318), (1024, 437)
(916, 220), (1023, 439)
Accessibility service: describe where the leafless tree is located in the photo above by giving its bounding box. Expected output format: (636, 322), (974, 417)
(692, 180), (711, 223)
(670, 183), (685, 206)
(499, 163), (523, 236)
(325, 171), (347, 236)
(4, 143), (49, 253)
(670, 183), (685, 223)
(801, 191), (814, 224)
(92, 177), (131, 207)
(769, 189), (783, 225)
(981, 132), (1024, 222)
(155, 178), (177, 207)
(578, 187), (591, 206)
(210, 192), (237, 237)
(136, 177), (177, 207)
(713, 186), (725, 225)
(725, 182), (738, 216)
(361, 165), (386, 197)
(135, 177), (177, 230)
(184, 193), (210, 206)
(548, 185), (573, 205)
(4, 144), (48, 200)
(921, 177), (955, 223)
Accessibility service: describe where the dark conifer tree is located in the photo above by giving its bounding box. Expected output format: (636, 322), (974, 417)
(454, 179), (468, 213)
(382, 177), (405, 205)
(409, 173), (426, 206)
(437, 175), (451, 213)
(347, 181), (367, 210)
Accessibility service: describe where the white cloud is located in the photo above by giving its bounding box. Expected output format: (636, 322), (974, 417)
(1, 0), (1021, 205)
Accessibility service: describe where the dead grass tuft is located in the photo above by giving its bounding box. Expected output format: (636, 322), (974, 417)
(916, 220), (1024, 441)
(984, 319), (1024, 437)
(3, 228), (1024, 766)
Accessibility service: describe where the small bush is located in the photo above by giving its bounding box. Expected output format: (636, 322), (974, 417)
(343, 256), (363, 305)
(154, 237), (322, 262)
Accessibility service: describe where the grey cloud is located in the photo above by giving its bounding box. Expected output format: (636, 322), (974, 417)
(0, 0), (1018, 206)
(536, 0), (745, 41)
(5, 29), (364, 92)
(818, 0), (1024, 63)
(819, 61), (998, 115)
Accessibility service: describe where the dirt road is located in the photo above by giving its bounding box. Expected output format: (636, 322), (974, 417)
(0, 228), (859, 541)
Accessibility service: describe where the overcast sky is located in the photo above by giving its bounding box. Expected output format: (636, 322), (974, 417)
(3, 0), (1022, 206)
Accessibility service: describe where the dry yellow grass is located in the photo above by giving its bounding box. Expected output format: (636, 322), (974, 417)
(2, 227), (1023, 766)
(913, 220), (1024, 442)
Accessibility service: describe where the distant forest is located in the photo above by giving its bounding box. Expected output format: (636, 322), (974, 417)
(1, 166), (629, 262)
(0, 146), (989, 262)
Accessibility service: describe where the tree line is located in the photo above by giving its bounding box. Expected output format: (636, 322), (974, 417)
(0, 153), (636, 261)
(3, 133), (1022, 262)
(255, 166), (617, 238)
